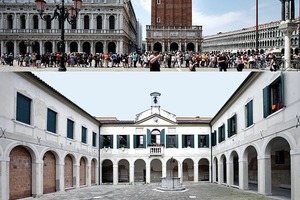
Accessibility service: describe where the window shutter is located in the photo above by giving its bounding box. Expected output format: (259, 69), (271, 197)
(227, 118), (231, 138)
(263, 86), (270, 118)
(182, 135), (186, 148)
(198, 135), (201, 148)
(117, 135), (120, 148)
(191, 135), (194, 148)
(166, 135), (170, 148)
(160, 129), (165, 144)
(175, 135), (178, 148)
(280, 73), (285, 107)
(134, 135), (137, 148)
(143, 135), (146, 148)
(100, 135), (104, 149)
(110, 135), (114, 149)
(127, 135), (130, 148)
(147, 129), (151, 145)
(218, 127), (221, 143)
(206, 135), (209, 148)
(249, 100), (253, 125)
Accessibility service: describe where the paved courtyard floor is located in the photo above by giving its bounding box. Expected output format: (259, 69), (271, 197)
(36, 182), (287, 200)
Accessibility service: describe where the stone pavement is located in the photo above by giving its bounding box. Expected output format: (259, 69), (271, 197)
(36, 182), (280, 200)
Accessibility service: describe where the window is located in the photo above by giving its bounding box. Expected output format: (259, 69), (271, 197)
(47, 108), (57, 133)
(157, 17), (160, 23)
(182, 135), (194, 148)
(218, 124), (225, 143)
(211, 131), (217, 147)
(92, 132), (97, 147)
(147, 129), (165, 146)
(245, 100), (253, 127)
(117, 135), (129, 148)
(84, 15), (89, 29)
(16, 92), (32, 125)
(166, 135), (178, 148)
(109, 16), (115, 30)
(67, 119), (74, 139)
(157, 0), (161, 4)
(7, 15), (13, 29)
(20, 15), (26, 29)
(134, 135), (145, 148)
(227, 114), (237, 137)
(198, 135), (209, 148)
(81, 126), (87, 144)
(97, 15), (102, 29)
(45, 15), (51, 29)
(100, 135), (113, 149)
(33, 15), (39, 29)
(263, 75), (284, 118)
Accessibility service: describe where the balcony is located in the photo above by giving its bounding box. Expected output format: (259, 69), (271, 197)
(149, 146), (164, 157)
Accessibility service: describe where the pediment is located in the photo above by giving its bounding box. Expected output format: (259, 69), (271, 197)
(135, 114), (177, 126)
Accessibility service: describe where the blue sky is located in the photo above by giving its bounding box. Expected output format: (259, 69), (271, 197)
(132, 0), (299, 38)
(34, 72), (250, 120)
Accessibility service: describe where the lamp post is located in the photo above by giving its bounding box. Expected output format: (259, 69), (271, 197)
(35, 0), (82, 71)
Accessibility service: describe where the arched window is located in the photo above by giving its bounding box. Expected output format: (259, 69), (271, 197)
(45, 15), (51, 29)
(97, 15), (102, 29)
(33, 15), (39, 29)
(20, 15), (26, 29)
(7, 15), (13, 29)
(109, 16), (115, 30)
(84, 15), (89, 29)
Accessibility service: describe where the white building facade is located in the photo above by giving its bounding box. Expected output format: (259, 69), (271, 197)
(0, 0), (139, 56)
(203, 21), (300, 55)
(0, 72), (100, 199)
(211, 72), (300, 200)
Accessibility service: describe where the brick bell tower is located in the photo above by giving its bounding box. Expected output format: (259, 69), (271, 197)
(151, 0), (192, 26)
(146, 0), (202, 53)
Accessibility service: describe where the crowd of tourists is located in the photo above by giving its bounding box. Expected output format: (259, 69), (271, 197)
(1, 50), (300, 71)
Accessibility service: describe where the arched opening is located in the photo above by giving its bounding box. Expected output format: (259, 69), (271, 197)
(118, 159), (129, 183)
(170, 43), (179, 52)
(20, 15), (26, 29)
(6, 41), (14, 55)
(213, 157), (218, 182)
(260, 49), (265, 54)
(108, 42), (116, 53)
(45, 15), (51, 29)
(80, 157), (87, 186)
(43, 151), (56, 194)
(187, 43), (195, 52)
(70, 42), (78, 53)
(150, 159), (162, 183)
(19, 41), (27, 55)
(44, 42), (53, 54)
(84, 15), (89, 29)
(97, 16), (102, 29)
(64, 154), (74, 189)
(134, 159), (146, 183)
(7, 15), (13, 29)
(9, 146), (32, 199)
(220, 154), (227, 184)
(182, 158), (194, 181)
(295, 48), (299, 55)
(199, 158), (209, 181)
(82, 42), (91, 54)
(230, 151), (239, 186)
(244, 146), (258, 192)
(33, 15), (39, 29)
(109, 16), (115, 30)
(95, 42), (103, 53)
(32, 41), (40, 54)
(102, 159), (113, 183)
(153, 42), (162, 52)
(265, 137), (291, 199)
(91, 159), (96, 185)
(167, 158), (178, 178)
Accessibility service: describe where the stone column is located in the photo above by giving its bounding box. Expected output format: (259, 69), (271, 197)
(1, 40), (4, 55)
(74, 163), (80, 188)
(178, 162), (182, 183)
(103, 14), (107, 30)
(146, 164), (151, 184)
(14, 13), (17, 29)
(40, 41), (43, 55)
(129, 163), (134, 184)
(257, 156), (272, 195)
(194, 163), (198, 183)
(113, 164), (118, 185)
(239, 159), (248, 190)
(86, 163), (91, 187)
(0, 158), (9, 200)
(26, 13), (30, 30)
(13, 40), (17, 56)
(57, 162), (65, 191)
(218, 163), (223, 184)
(227, 161), (233, 186)
(32, 159), (43, 197)
(90, 14), (94, 30)
(212, 161), (217, 183)
(162, 163), (167, 178)
(291, 149), (300, 200)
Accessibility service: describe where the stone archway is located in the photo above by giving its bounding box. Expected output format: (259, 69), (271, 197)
(118, 159), (129, 183)
(9, 146), (32, 199)
(213, 157), (218, 182)
(43, 151), (56, 194)
(64, 154), (74, 189)
(170, 43), (179, 52)
(82, 42), (91, 54)
(182, 158), (194, 181)
(102, 159), (113, 183)
(134, 159), (146, 183)
(167, 158), (178, 178)
(80, 157), (87, 186)
(150, 159), (162, 183)
(70, 42), (78, 53)
(95, 42), (104, 53)
(153, 42), (162, 52)
(199, 158), (209, 181)
(91, 159), (96, 185)
(244, 145), (258, 192)
(44, 42), (52, 54)
(220, 154), (227, 184)
(108, 42), (116, 53)
(187, 43), (195, 52)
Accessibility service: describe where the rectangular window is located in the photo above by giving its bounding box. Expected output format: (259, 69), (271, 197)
(166, 135), (178, 148)
(117, 135), (130, 148)
(198, 135), (209, 148)
(92, 132), (97, 147)
(134, 135), (145, 148)
(100, 135), (113, 149)
(47, 108), (57, 133)
(246, 100), (253, 127)
(67, 119), (74, 139)
(218, 125), (225, 143)
(157, 0), (161, 4)
(211, 131), (217, 147)
(182, 135), (194, 148)
(16, 92), (32, 125)
(227, 114), (237, 138)
(157, 17), (160, 23)
(263, 76), (284, 118)
(81, 126), (87, 144)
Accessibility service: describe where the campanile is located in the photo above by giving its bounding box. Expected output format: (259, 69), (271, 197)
(151, 0), (192, 26)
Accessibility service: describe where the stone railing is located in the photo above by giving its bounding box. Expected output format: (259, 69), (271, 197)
(149, 146), (164, 156)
